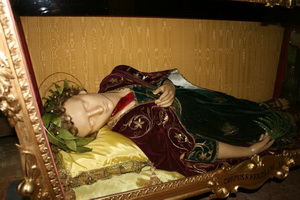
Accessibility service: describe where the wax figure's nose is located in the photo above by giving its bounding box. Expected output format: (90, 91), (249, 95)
(87, 107), (103, 117)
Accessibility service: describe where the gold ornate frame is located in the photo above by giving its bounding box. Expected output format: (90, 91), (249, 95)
(0, 0), (63, 198)
(1, 0), (300, 199)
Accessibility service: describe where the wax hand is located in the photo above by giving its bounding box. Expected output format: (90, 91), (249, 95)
(248, 132), (275, 156)
(217, 132), (274, 159)
(153, 80), (175, 107)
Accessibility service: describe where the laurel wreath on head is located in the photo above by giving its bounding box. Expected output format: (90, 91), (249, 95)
(42, 80), (95, 153)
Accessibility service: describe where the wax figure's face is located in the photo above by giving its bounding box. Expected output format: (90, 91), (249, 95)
(64, 93), (115, 137)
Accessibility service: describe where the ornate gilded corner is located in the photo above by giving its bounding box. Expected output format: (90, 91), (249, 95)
(273, 149), (299, 179)
(274, 157), (295, 179)
(0, 0), (64, 199)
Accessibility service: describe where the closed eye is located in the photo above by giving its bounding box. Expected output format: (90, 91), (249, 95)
(82, 101), (89, 111)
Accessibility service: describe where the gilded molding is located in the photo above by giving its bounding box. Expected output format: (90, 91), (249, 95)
(0, 0), (63, 199)
(265, 0), (298, 8)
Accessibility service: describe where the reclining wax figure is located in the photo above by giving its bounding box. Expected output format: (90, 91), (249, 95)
(43, 65), (298, 178)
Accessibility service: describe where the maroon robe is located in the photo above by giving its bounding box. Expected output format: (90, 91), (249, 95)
(99, 65), (218, 176)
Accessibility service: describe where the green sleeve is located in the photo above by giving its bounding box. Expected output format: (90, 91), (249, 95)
(184, 135), (218, 163)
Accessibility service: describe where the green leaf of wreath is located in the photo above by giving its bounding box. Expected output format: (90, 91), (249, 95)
(63, 79), (69, 89)
(58, 128), (76, 140)
(77, 146), (93, 153)
(51, 116), (62, 127)
(42, 113), (52, 128)
(75, 136), (95, 146)
(65, 140), (77, 151)
(46, 131), (68, 151)
(54, 83), (64, 94)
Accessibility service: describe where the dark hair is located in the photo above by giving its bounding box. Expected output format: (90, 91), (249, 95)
(43, 86), (83, 136)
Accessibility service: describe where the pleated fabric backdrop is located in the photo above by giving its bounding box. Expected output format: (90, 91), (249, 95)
(21, 17), (284, 102)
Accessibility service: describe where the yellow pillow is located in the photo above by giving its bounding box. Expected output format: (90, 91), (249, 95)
(57, 125), (149, 179)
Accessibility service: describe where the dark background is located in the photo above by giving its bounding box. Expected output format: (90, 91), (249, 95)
(10, 0), (300, 25)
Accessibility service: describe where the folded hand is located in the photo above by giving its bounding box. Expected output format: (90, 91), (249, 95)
(153, 80), (175, 107)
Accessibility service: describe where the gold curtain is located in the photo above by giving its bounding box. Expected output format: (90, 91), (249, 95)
(21, 17), (284, 102)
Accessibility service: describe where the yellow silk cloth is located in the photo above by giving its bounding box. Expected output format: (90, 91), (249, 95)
(73, 166), (185, 199)
(57, 126), (149, 177)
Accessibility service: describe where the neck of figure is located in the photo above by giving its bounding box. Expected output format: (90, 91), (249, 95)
(106, 88), (136, 125)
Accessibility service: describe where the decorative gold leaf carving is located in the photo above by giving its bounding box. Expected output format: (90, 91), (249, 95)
(16, 145), (41, 197)
(274, 156), (296, 179)
(0, 52), (22, 124)
(248, 154), (264, 169)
